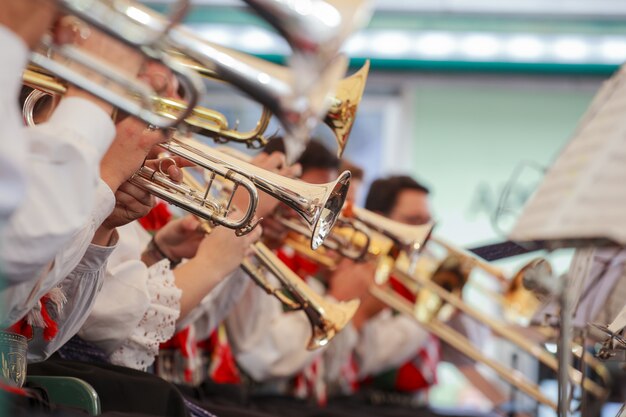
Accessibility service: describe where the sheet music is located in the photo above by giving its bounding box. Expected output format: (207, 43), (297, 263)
(510, 65), (626, 246)
(608, 304), (626, 333)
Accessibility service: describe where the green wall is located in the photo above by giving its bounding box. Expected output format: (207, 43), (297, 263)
(410, 82), (597, 247)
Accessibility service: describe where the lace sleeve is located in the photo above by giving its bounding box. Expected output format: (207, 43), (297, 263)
(109, 260), (182, 370)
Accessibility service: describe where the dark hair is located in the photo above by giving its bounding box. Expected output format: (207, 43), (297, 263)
(365, 175), (430, 216)
(263, 137), (339, 172)
(339, 159), (364, 181)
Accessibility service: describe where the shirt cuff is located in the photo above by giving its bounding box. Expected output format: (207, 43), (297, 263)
(47, 97), (116, 158)
(92, 179), (116, 227)
(0, 26), (29, 93)
(73, 238), (118, 273)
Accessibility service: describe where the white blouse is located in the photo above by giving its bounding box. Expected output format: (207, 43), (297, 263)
(79, 222), (182, 371)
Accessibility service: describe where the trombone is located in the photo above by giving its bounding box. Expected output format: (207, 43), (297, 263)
(371, 259), (611, 410)
(184, 171), (360, 350)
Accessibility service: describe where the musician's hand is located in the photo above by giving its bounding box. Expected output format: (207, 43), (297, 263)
(153, 215), (205, 262)
(328, 258), (377, 301)
(100, 117), (171, 193)
(0, 0), (57, 49)
(93, 181), (156, 246)
(192, 224), (263, 279)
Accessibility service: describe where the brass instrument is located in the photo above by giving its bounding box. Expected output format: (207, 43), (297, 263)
(124, 1), (349, 141)
(32, 0), (204, 129)
(25, 57), (369, 158)
(429, 236), (547, 323)
(135, 135), (351, 246)
(171, 57), (370, 156)
(242, 0), (373, 67)
(185, 171), (360, 350)
(241, 243), (360, 350)
(374, 264), (611, 408)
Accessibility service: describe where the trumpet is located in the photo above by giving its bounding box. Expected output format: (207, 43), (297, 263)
(242, 0), (372, 67)
(128, 0), (349, 141)
(133, 135), (351, 247)
(185, 171), (360, 350)
(373, 262), (611, 409)
(31, 0), (204, 129)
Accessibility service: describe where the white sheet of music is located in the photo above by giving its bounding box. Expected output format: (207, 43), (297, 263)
(510, 65), (626, 246)
(609, 304), (626, 333)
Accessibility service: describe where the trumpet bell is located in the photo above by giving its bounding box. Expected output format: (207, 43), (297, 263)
(247, 242), (360, 350)
(242, 0), (373, 66)
(325, 60), (370, 158)
(308, 298), (360, 350)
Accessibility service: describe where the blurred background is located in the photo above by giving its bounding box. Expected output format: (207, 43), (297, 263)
(144, 1), (624, 415)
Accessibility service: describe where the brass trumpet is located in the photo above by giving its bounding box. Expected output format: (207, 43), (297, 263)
(184, 171), (360, 350)
(134, 136), (351, 247)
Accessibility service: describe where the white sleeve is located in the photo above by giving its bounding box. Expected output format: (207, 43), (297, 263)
(0, 26), (29, 225)
(225, 276), (324, 381)
(1, 180), (115, 327)
(26, 241), (117, 362)
(79, 223), (181, 371)
(179, 269), (251, 340)
(1, 96), (115, 285)
(355, 309), (430, 377)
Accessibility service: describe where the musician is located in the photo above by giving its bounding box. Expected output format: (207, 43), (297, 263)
(0, 15), (147, 326)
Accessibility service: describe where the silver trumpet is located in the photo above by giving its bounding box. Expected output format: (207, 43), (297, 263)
(133, 136), (351, 247)
(185, 172), (360, 350)
(32, 0), (204, 129)
(242, 0), (373, 65)
(75, 0), (349, 142)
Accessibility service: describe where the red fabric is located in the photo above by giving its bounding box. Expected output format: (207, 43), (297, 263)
(8, 319), (32, 340)
(208, 330), (241, 384)
(138, 200), (172, 232)
(389, 276), (417, 303)
(276, 249), (319, 280)
(8, 296), (59, 342)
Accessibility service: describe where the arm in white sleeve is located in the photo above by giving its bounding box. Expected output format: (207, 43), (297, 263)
(26, 240), (118, 362)
(0, 26), (29, 225)
(1, 179), (115, 327)
(356, 309), (430, 378)
(225, 276), (326, 381)
(1, 96), (115, 284)
(79, 222), (182, 371)
(178, 269), (250, 340)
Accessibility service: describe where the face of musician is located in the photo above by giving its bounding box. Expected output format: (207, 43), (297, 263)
(365, 175), (432, 225)
(300, 167), (338, 185)
(388, 188), (431, 226)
